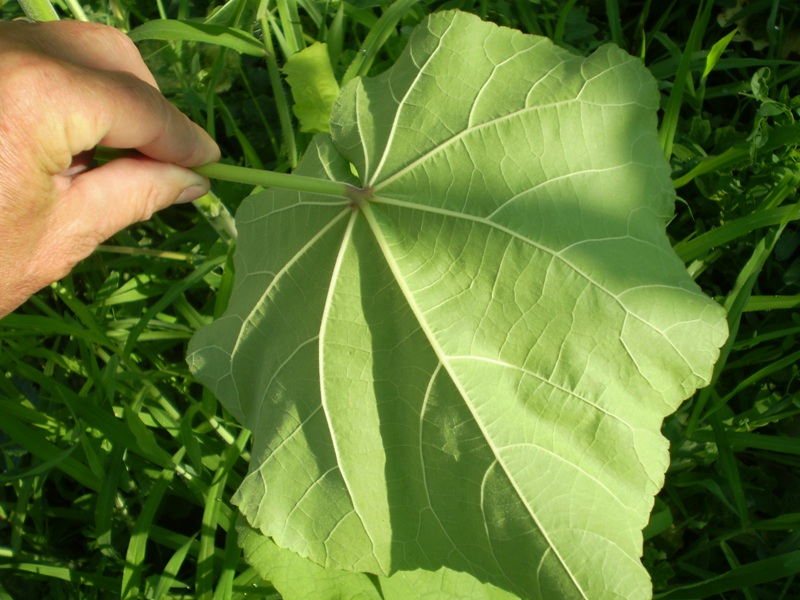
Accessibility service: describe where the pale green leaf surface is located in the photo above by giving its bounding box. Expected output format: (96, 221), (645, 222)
(238, 520), (517, 599)
(189, 10), (728, 599)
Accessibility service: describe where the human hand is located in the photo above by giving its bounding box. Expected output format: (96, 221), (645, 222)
(0, 19), (220, 317)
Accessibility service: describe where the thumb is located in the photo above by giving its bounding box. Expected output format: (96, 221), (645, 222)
(42, 156), (209, 278)
(62, 154), (210, 235)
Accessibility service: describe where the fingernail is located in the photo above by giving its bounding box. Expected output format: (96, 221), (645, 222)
(176, 181), (209, 204)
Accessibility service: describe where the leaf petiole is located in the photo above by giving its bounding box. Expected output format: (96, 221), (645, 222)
(93, 147), (361, 201)
(193, 162), (360, 200)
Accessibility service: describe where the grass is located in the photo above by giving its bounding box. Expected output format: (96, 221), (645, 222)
(1, 0), (799, 597)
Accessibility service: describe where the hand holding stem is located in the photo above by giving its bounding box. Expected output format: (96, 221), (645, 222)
(0, 20), (220, 317)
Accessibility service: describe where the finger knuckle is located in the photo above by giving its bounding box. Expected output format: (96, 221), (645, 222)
(134, 182), (163, 223)
(93, 23), (143, 65)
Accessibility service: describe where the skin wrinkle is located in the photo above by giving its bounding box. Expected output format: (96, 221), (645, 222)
(0, 20), (219, 317)
(0, 62), (56, 293)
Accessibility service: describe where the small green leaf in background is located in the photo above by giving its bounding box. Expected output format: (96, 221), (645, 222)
(189, 9), (729, 599)
(282, 42), (341, 133)
(701, 27), (738, 80)
(751, 66), (772, 102)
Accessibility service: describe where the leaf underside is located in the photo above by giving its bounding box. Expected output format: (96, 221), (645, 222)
(237, 518), (519, 599)
(189, 10), (728, 599)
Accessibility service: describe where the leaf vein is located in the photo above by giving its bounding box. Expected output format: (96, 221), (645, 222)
(318, 212), (379, 561)
(368, 18), (456, 186)
(370, 196), (698, 374)
(361, 201), (586, 596)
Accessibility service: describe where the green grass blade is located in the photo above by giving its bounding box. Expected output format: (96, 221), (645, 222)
(94, 447), (125, 561)
(674, 204), (800, 262)
(62, 391), (173, 467)
(215, 97), (265, 168)
(658, 0), (714, 158)
(655, 550), (800, 599)
(129, 20), (266, 56)
(261, 15), (298, 168)
(691, 430), (800, 456)
(685, 232), (770, 435)
(643, 498), (673, 541)
(0, 412), (101, 491)
(149, 534), (198, 598)
(685, 194), (799, 433)
(741, 295), (800, 311)
(553, 0), (580, 45)
(674, 122), (800, 188)
(0, 561), (120, 591)
(709, 414), (748, 528)
(212, 509), (242, 600)
(325, 1), (345, 67)
(751, 514), (800, 531)
(341, 0), (421, 86)
(197, 431), (250, 600)
(0, 445), (77, 484)
(122, 255), (225, 357)
(8, 476), (35, 556)
(715, 349), (800, 410)
(605, 0), (625, 48)
(275, 0), (305, 54)
(120, 450), (184, 599)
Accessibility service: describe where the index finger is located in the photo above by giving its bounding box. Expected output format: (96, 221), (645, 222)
(2, 51), (219, 170)
(0, 20), (159, 89)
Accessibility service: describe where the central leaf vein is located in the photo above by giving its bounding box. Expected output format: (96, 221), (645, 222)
(418, 363), (506, 582)
(318, 212), (378, 560)
(360, 201), (587, 596)
(227, 208), (351, 418)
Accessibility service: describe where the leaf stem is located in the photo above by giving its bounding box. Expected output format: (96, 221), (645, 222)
(93, 147), (360, 201)
(193, 162), (357, 199)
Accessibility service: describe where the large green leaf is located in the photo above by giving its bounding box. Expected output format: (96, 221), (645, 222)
(188, 10), (728, 598)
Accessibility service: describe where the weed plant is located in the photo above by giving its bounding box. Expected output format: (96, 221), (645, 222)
(1, 0), (799, 598)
